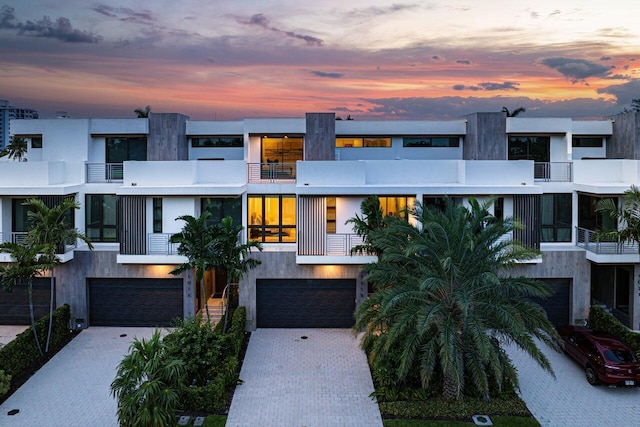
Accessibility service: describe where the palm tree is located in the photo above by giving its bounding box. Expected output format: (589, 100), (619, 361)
(111, 330), (186, 427)
(209, 216), (262, 332)
(345, 195), (387, 257)
(1, 136), (28, 162)
(134, 105), (151, 118)
(170, 212), (217, 322)
(502, 106), (526, 117)
(0, 242), (53, 356)
(596, 185), (640, 254)
(23, 198), (93, 352)
(355, 198), (560, 401)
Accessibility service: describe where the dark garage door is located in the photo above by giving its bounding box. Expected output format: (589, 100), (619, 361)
(0, 278), (51, 325)
(256, 279), (356, 328)
(533, 278), (571, 326)
(88, 278), (183, 327)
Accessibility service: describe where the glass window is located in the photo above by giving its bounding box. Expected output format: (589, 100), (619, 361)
(152, 198), (162, 233)
(86, 194), (117, 242)
(578, 194), (616, 231)
(106, 137), (147, 163)
(248, 195), (296, 243)
(201, 197), (242, 227)
(336, 137), (391, 148)
(191, 136), (243, 147)
(541, 194), (572, 242)
(508, 136), (550, 162)
(494, 197), (504, 220)
(31, 136), (42, 149)
(326, 197), (336, 233)
(261, 137), (303, 164)
(379, 196), (415, 220)
(572, 137), (603, 147)
(403, 137), (459, 147)
(12, 198), (32, 232)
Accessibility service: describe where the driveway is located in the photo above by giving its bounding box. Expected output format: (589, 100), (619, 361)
(0, 326), (27, 346)
(506, 341), (640, 426)
(226, 328), (383, 427)
(0, 327), (156, 427)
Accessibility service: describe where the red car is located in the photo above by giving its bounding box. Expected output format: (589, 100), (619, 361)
(557, 325), (640, 387)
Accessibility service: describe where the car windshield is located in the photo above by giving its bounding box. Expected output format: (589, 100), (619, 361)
(603, 349), (637, 363)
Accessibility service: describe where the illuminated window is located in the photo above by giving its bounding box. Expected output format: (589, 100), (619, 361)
(403, 136), (459, 147)
(336, 137), (391, 148)
(248, 195), (296, 243)
(327, 197), (336, 233)
(261, 137), (303, 163)
(379, 196), (415, 220)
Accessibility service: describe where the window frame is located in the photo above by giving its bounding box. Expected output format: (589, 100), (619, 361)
(541, 193), (572, 243)
(247, 195), (296, 243)
(85, 194), (118, 242)
(402, 136), (460, 148)
(572, 136), (604, 148)
(335, 137), (392, 148)
(191, 136), (244, 148)
(201, 197), (242, 227)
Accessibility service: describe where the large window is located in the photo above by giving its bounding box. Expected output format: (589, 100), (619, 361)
(379, 196), (415, 220)
(572, 137), (603, 148)
(12, 198), (32, 233)
(106, 137), (147, 163)
(86, 194), (117, 242)
(152, 198), (162, 233)
(578, 194), (616, 231)
(336, 137), (391, 148)
(403, 136), (459, 147)
(248, 195), (296, 243)
(261, 137), (303, 164)
(541, 194), (572, 242)
(508, 136), (550, 162)
(191, 136), (243, 147)
(201, 197), (242, 227)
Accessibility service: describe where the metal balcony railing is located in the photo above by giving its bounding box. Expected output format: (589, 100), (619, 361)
(576, 227), (638, 255)
(247, 162), (297, 183)
(534, 162), (572, 182)
(10, 231), (78, 253)
(325, 234), (367, 256)
(147, 233), (181, 255)
(86, 163), (124, 183)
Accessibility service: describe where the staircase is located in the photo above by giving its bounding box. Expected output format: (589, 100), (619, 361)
(204, 297), (225, 323)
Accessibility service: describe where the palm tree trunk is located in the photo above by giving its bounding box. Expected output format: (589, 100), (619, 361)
(27, 278), (44, 356)
(45, 268), (54, 353)
(200, 280), (211, 323)
(442, 372), (459, 401)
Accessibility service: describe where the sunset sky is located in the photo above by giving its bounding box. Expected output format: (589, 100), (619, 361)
(1, 0), (639, 120)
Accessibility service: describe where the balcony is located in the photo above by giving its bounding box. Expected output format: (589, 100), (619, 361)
(247, 162), (297, 183)
(576, 227), (640, 263)
(0, 232), (77, 262)
(116, 233), (187, 264)
(297, 233), (377, 264)
(86, 163), (123, 183)
(147, 233), (180, 255)
(534, 162), (572, 182)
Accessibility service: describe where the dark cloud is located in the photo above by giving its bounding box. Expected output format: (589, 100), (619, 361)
(346, 3), (420, 18)
(478, 81), (519, 91)
(312, 71), (343, 78)
(597, 79), (640, 106)
(431, 55), (441, 60)
(452, 84), (465, 90)
(456, 59), (471, 65)
(0, 5), (101, 43)
(239, 13), (323, 46)
(600, 56), (612, 61)
(540, 57), (610, 82)
(92, 5), (155, 25)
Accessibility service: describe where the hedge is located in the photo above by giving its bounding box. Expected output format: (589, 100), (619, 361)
(589, 305), (640, 356)
(379, 397), (532, 420)
(0, 303), (72, 378)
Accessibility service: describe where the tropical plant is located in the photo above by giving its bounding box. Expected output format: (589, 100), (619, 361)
(0, 136), (28, 161)
(170, 212), (217, 321)
(134, 105), (151, 118)
(0, 368), (10, 398)
(0, 242), (54, 356)
(23, 198), (93, 352)
(209, 216), (262, 332)
(596, 185), (640, 254)
(502, 106), (526, 117)
(346, 195), (387, 257)
(111, 330), (186, 427)
(355, 198), (561, 401)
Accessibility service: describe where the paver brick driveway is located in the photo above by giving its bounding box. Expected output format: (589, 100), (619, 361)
(0, 327), (156, 427)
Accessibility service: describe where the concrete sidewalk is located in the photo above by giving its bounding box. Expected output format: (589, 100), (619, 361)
(0, 327), (156, 427)
(226, 329), (383, 427)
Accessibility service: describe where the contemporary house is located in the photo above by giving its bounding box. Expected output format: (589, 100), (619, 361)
(2, 110), (640, 331)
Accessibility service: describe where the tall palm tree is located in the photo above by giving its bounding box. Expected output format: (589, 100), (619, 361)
(596, 185), (640, 254)
(346, 195), (387, 257)
(502, 106), (526, 117)
(170, 212), (217, 322)
(209, 216), (262, 332)
(355, 198), (560, 401)
(1, 136), (28, 162)
(134, 105), (151, 118)
(0, 242), (53, 356)
(23, 198), (93, 352)
(111, 330), (186, 427)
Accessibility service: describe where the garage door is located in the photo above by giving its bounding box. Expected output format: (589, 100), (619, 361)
(256, 279), (356, 328)
(533, 278), (571, 326)
(0, 278), (51, 325)
(88, 278), (183, 327)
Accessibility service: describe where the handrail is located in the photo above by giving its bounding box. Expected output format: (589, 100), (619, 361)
(86, 163), (124, 183)
(247, 162), (297, 183)
(534, 162), (572, 182)
(575, 226), (638, 254)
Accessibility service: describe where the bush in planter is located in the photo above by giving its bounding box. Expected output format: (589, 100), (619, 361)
(0, 369), (11, 398)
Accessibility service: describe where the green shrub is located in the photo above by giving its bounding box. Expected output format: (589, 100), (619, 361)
(589, 305), (640, 356)
(379, 397), (531, 419)
(0, 369), (11, 398)
(0, 304), (71, 377)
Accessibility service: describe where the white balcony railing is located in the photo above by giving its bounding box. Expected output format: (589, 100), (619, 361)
(576, 227), (638, 255)
(147, 233), (180, 255)
(86, 163), (123, 183)
(326, 234), (367, 256)
(247, 162), (297, 183)
(534, 162), (572, 182)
